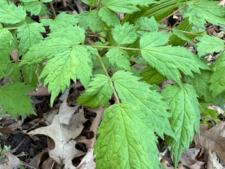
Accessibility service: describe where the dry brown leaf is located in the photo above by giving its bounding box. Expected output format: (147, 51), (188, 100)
(218, 0), (225, 6)
(28, 84), (51, 96)
(0, 152), (23, 169)
(194, 122), (225, 164)
(28, 112), (87, 165)
(207, 151), (224, 169)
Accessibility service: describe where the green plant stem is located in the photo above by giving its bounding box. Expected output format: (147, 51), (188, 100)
(93, 45), (140, 51)
(41, 5), (49, 19)
(4, 27), (19, 30)
(96, 0), (102, 10)
(158, 26), (202, 36)
(158, 4), (188, 23)
(49, 2), (57, 18)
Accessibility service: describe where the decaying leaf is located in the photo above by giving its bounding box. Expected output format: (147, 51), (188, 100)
(207, 151), (224, 169)
(0, 152), (23, 169)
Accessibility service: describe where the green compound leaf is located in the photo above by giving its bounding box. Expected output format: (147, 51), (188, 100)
(141, 65), (167, 85)
(20, 0), (51, 16)
(77, 10), (105, 33)
(5, 63), (21, 82)
(0, 0), (26, 24)
(94, 103), (158, 169)
(0, 83), (35, 119)
(185, 70), (212, 102)
(183, 0), (225, 28)
(210, 52), (225, 98)
(112, 71), (174, 139)
(135, 16), (158, 32)
(196, 35), (224, 56)
(19, 26), (85, 66)
(172, 28), (195, 46)
(99, 7), (120, 27)
(22, 64), (39, 88)
(81, 0), (98, 6)
(77, 74), (113, 108)
(106, 47), (130, 70)
(41, 12), (78, 32)
(17, 22), (45, 56)
(162, 84), (201, 168)
(140, 31), (209, 86)
(112, 23), (138, 45)
(40, 46), (92, 106)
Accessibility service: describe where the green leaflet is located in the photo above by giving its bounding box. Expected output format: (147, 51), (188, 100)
(183, 0), (225, 28)
(19, 26), (85, 66)
(0, 0), (26, 24)
(40, 46), (92, 106)
(172, 28), (195, 46)
(112, 71), (174, 139)
(213, 93), (225, 111)
(81, 0), (98, 6)
(17, 22), (45, 56)
(0, 83), (35, 118)
(210, 52), (225, 98)
(135, 16), (158, 32)
(199, 105), (219, 124)
(22, 64), (39, 88)
(5, 63), (21, 82)
(141, 65), (167, 85)
(41, 12), (78, 32)
(99, 7), (120, 27)
(106, 48), (130, 70)
(94, 103), (158, 169)
(77, 74), (113, 108)
(20, 0), (51, 16)
(77, 10), (105, 33)
(162, 84), (200, 168)
(196, 35), (224, 57)
(140, 31), (209, 86)
(112, 23), (138, 45)
(185, 70), (212, 102)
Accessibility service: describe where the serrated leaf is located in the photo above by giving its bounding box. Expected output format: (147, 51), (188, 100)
(172, 28), (195, 46)
(0, 83), (35, 118)
(140, 31), (209, 86)
(77, 10), (105, 33)
(112, 23), (138, 45)
(183, 0), (225, 28)
(41, 12), (78, 32)
(19, 26), (85, 66)
(5, 63), (21, 82)
(210, 52), (225, 98)
(78, 74), (113, 108)
(40, 46), (92, 106)
(22, 64), (39, 88)
(213, 93), (225, 111)
(106, 48), (130, 70)
(185, 70), (212, 102)
(141, 65), (167, 85)
(0, 0), (26, 24)
(17, 22), (45, 56)
(20, 0), (45, 16)
(94, 103), (158, 169)
(99, 7), (120, 27)
(196, 35), (224, 56)
(112, 71), (174, 139)
(135, 16), (158, 32)
(81, 0), (98, 6)
(162, 84), (201, 168)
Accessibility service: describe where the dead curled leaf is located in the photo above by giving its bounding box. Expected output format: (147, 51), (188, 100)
(194, 122), (225, 164)
(0, 152), (23, 169)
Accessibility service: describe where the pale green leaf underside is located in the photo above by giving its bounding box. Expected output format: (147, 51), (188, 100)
(77, 10), (105, 33)
(196, 35), (224, 56)
(0, 83), (35, 118)
(112, 22), (138, 45)
(99, 7), (120, 27)
(0, 0), (26, 24)
(17, 22), (45, 56)
(112, 71), (174, 139)
(135, 16), (158, 32)
(40, 46), (92, 106)
(183, 0), (225, 28)
(210, 52), (225, 98)
(94, 103), (157, 169)
(140, 31), (209, 86)
(81, 0), (98, 6)
(106, 48), (130, 70)
(141, 65), (166, 85)
(162, 84), (200, 168)
(77, 74), (113, 108)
